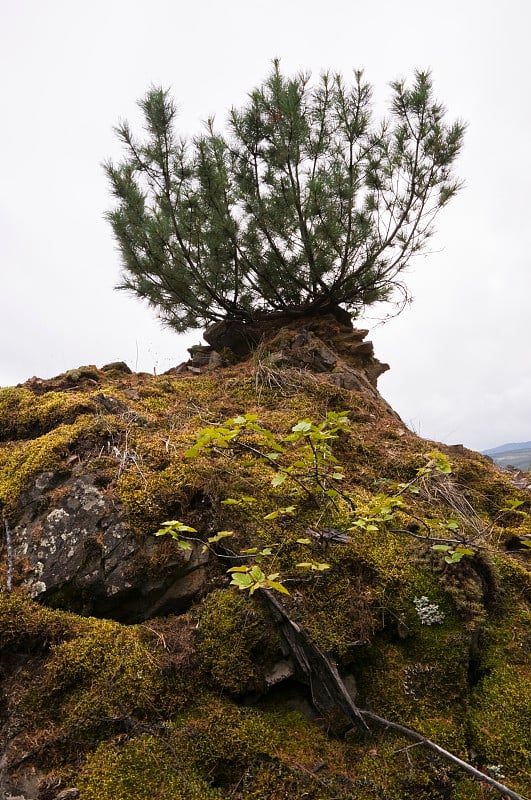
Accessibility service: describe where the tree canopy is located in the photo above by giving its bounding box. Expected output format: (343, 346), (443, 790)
(105, 62), (465, 333)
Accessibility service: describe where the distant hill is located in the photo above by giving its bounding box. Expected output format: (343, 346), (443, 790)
(482, 440), (531, 470)
(483, 440), (531, 456)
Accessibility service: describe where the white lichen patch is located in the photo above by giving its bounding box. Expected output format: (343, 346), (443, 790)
(413, 596), (445, 625)
(30, 581), (47, 597)
(46, 508), (70, 524)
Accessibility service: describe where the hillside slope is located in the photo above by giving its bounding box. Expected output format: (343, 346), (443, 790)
(0, 321), (530, 800)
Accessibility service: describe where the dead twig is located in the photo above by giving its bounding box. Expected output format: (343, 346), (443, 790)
(3, 517), (13, 593)
(361, 709), (529, 800)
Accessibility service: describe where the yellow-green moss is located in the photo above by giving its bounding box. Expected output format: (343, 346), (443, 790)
(0, 387), (95, 441)
(461, 557), (531, 795)
(452, 455), (528, 517)
(0, 417), (92, 513)
(197, 589), (281, 694)
(0, 591), (91, 648)
(78, 701), (358, 800)
(78, 734), (223, 800)
(348, 732), (481, 800)
(25, 622), (183, 730)
(469, 665), (531, 793)
(355, 629), (470, 754)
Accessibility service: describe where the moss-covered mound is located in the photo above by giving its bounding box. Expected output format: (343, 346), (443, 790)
(0, 353), (530, 799)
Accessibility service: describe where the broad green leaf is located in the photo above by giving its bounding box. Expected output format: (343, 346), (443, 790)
(432, 544), (451, 552)
(184, 447), (200, 458)
(427, 450), (452, 474)
(267, 581), (290, 595)
(445, 552), (463, 563)
(156, 521), (197, 534)
(177, 540), (193, 550)
(296, 537), (312, 544)
(250, 566), (266, 582)
(291, 420), (312, 433)
(230, 573), (254, 590)
(271, 473), (287, 487)
(207, 531), (234, 543)
(445, 519), (459, 531)
(265, 505), (296, 519)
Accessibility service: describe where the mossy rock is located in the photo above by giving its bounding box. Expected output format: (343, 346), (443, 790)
(0, 358), (530, 798)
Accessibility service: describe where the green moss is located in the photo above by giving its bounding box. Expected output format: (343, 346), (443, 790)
(116, 461), (197, 532)
(0, 386), (95, 441)
(1, 364), (530, 798)
(0, 591), (90, 649)
(460, 557), (531, 794)
(19, 617), (191, 746)
(78, 735), (223, 800)
(348, 733), (476, 800)
(0, 417), (92, 513)
(452, 455), (526, 517)
(78, 702), (358, 800)
(197, 589), (281, 694)
(469, 665), (531, 793)
(356, 630), (470, 752)
(175, 698), (282, 784)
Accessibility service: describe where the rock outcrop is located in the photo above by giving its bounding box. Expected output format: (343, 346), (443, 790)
(176, 315), (389, 398)
(0, 335), (530, 800)
(14, 469), (209, 622)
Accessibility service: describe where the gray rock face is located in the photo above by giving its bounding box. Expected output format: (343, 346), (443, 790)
(13, 471), (209, 623)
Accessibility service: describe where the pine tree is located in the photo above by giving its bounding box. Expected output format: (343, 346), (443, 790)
(105, 62), (464, 336)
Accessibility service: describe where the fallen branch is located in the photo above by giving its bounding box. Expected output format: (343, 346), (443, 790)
(261, 589), (369, 735)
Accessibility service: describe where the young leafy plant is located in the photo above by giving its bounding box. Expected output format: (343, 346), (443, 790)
(155, 418), (479, 599)
(154, 520), (197, 550)
(228, 565), (289, 595)
(156, 411), (354, 595)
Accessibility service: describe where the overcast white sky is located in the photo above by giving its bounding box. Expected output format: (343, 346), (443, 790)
(1, 0), (529, 452)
